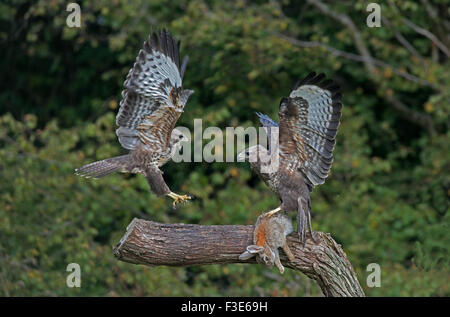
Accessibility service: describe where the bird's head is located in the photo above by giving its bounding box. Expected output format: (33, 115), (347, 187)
(171, 128), (189, 147)
(237, 145), (269, 163)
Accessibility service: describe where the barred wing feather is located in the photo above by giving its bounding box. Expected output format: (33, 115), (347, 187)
(115, 29), (193, 151)
(278, 72), (342, 186)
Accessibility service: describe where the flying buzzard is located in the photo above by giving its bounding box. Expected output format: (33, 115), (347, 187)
(75, 29), (194, 207)
(238, 72), (342, 244)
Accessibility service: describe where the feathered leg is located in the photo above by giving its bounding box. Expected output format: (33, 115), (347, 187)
(298, 197), (318, 245)
(306, 204), (318, 243)
(297, 197), (308, 245)
(264, 206), (281, 218)
(145, 167), (193, 208)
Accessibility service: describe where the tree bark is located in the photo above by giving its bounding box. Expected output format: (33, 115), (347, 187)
(113, 218), (365, 297)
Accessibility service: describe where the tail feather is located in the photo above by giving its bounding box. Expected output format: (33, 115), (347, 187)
(75, 155), (130, 179)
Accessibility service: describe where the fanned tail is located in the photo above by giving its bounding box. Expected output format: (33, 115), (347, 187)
(75, 155), (130, 179)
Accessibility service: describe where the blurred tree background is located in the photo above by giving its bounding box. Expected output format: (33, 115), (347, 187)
(0, 0), (449, 296)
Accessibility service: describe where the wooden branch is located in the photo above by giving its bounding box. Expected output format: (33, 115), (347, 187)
(387, 0), (450, 57)
(113, 218), (365, 297)
(274, 32), (437, 89)
(306, 0), (375, 73)
(381, 15), (426, 66)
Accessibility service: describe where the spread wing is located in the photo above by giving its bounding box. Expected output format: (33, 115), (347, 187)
(256, 112), (278, 128)
(278, 72), (342, 186)
(256, 112), (278, 154)
(115, 29), (194, 152)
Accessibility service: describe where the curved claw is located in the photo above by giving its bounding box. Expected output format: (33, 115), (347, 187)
(309, 231), (319, 244)
(168, 192), (193, 209)
(263, 207), (282, 218)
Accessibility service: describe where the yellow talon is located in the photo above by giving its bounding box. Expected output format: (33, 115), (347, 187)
(168, 192), (192, 208)
(264, 207), (282, 218)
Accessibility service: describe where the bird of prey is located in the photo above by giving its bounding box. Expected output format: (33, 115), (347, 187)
(75, 29), (194, 207)
(238, 72), (342, 244)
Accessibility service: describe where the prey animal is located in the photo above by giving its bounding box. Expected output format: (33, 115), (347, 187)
(239, 211), (295, 274)
(238, 72), (342, 263)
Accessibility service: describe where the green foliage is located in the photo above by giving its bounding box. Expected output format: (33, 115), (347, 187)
(0, 0), (448, 296)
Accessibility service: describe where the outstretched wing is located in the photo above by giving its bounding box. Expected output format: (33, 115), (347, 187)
(278, 72), (342, 186)
(256, 112), (278, 128)
(115, 29), (194, 152)
(256, 112), (278, 154)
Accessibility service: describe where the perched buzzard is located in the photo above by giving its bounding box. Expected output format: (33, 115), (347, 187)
(75, 29), (194, 207)
(238, 72), (342, 244)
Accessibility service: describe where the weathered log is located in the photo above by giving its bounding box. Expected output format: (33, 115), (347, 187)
(113, 218), (365, 297)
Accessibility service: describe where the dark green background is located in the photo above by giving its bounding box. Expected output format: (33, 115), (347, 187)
(0, 0), (448, 296)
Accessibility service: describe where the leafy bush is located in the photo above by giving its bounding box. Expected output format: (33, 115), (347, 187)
(0, 0), (448, 296)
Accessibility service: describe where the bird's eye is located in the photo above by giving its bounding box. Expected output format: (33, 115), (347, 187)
(179, 135), (183, 139)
